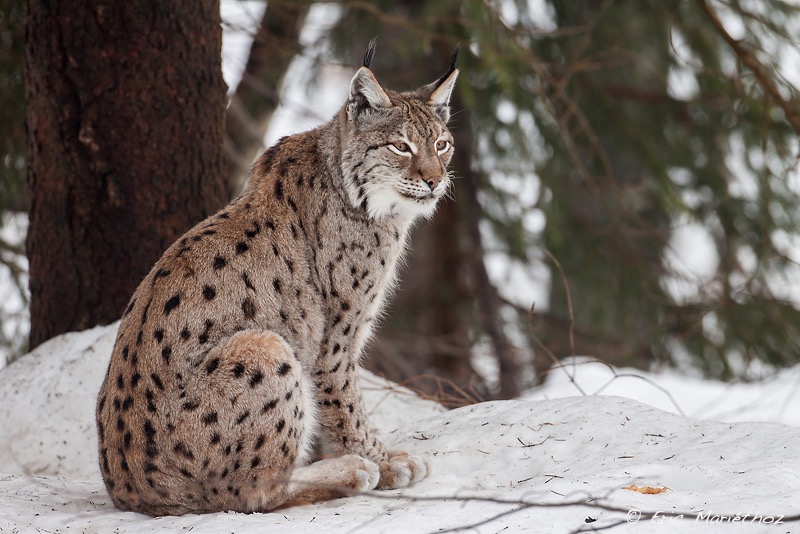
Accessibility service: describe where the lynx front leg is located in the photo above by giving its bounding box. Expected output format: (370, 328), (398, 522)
(313, 357), (427, 489)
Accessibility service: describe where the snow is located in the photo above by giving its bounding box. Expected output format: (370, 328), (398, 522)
(220, 0), (265, 92)
(1, 325), (799, 533)
(0, 212), (29, 368)
(526, 358), (800, 428)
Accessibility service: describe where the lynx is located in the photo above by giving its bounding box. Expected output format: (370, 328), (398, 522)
(96, 42), (459, 516)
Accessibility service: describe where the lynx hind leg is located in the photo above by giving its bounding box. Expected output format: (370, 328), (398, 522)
(194, 331), (379, 512)
(277, 454), (380, 509)
(189, 329), (318, 513)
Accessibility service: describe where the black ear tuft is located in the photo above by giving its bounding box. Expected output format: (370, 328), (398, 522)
(363, 37), (378, 68)
(426, 44), (460, 119)
(432, 43), (461, 89)
(448, 43), (461, 74)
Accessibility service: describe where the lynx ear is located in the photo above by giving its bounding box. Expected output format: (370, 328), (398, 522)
(426, 43), (461, 121)
(348, 67), (392, 120)
(429, 70), (458, 107)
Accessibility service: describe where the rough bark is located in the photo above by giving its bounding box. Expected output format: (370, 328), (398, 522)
(25, 0), (228, 348)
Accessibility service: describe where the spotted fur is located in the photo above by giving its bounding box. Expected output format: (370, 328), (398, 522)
(96, 46), (459, 516)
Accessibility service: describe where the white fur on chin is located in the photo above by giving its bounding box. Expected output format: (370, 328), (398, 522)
(366, 186), (442, 221)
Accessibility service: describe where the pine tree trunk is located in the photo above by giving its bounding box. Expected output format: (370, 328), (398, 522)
(25, 1), (228, 349)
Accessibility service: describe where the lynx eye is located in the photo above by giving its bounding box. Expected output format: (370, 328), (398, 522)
(435, 139), (450, 153)
(393, 141), (410, 152)
(388, 141), (412, 156)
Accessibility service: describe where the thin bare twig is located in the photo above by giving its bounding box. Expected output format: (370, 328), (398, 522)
(545, 248), (576, 358)
(527, 304), (587, 396)
(397, 373), (485, 408)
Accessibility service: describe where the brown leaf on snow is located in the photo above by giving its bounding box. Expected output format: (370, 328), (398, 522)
(622, 484), (670, 494)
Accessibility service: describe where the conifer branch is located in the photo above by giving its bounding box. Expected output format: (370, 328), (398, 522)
(696, 0), (800, 135)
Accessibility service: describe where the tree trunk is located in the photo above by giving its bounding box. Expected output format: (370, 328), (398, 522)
(25, 0), (228, 349)
(454, 102), (521, 399)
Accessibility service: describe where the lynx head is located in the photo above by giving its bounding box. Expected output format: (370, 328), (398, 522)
(339, 42), (460, 221)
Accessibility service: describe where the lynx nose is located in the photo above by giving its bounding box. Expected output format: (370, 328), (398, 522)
(421, 172), (442, 192)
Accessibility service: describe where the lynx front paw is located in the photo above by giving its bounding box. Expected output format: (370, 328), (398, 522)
(324, 454), (380, 492)
(349, 454), (381, 492)
(377, 451), (428, 489)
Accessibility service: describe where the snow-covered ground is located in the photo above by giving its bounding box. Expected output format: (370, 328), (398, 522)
(527, 358), (800, 428)
(1, 324), (798, 533)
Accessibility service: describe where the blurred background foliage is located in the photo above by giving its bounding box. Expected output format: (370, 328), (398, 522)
(0, 0), (24, 211)
(3, 0), (800, 396)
